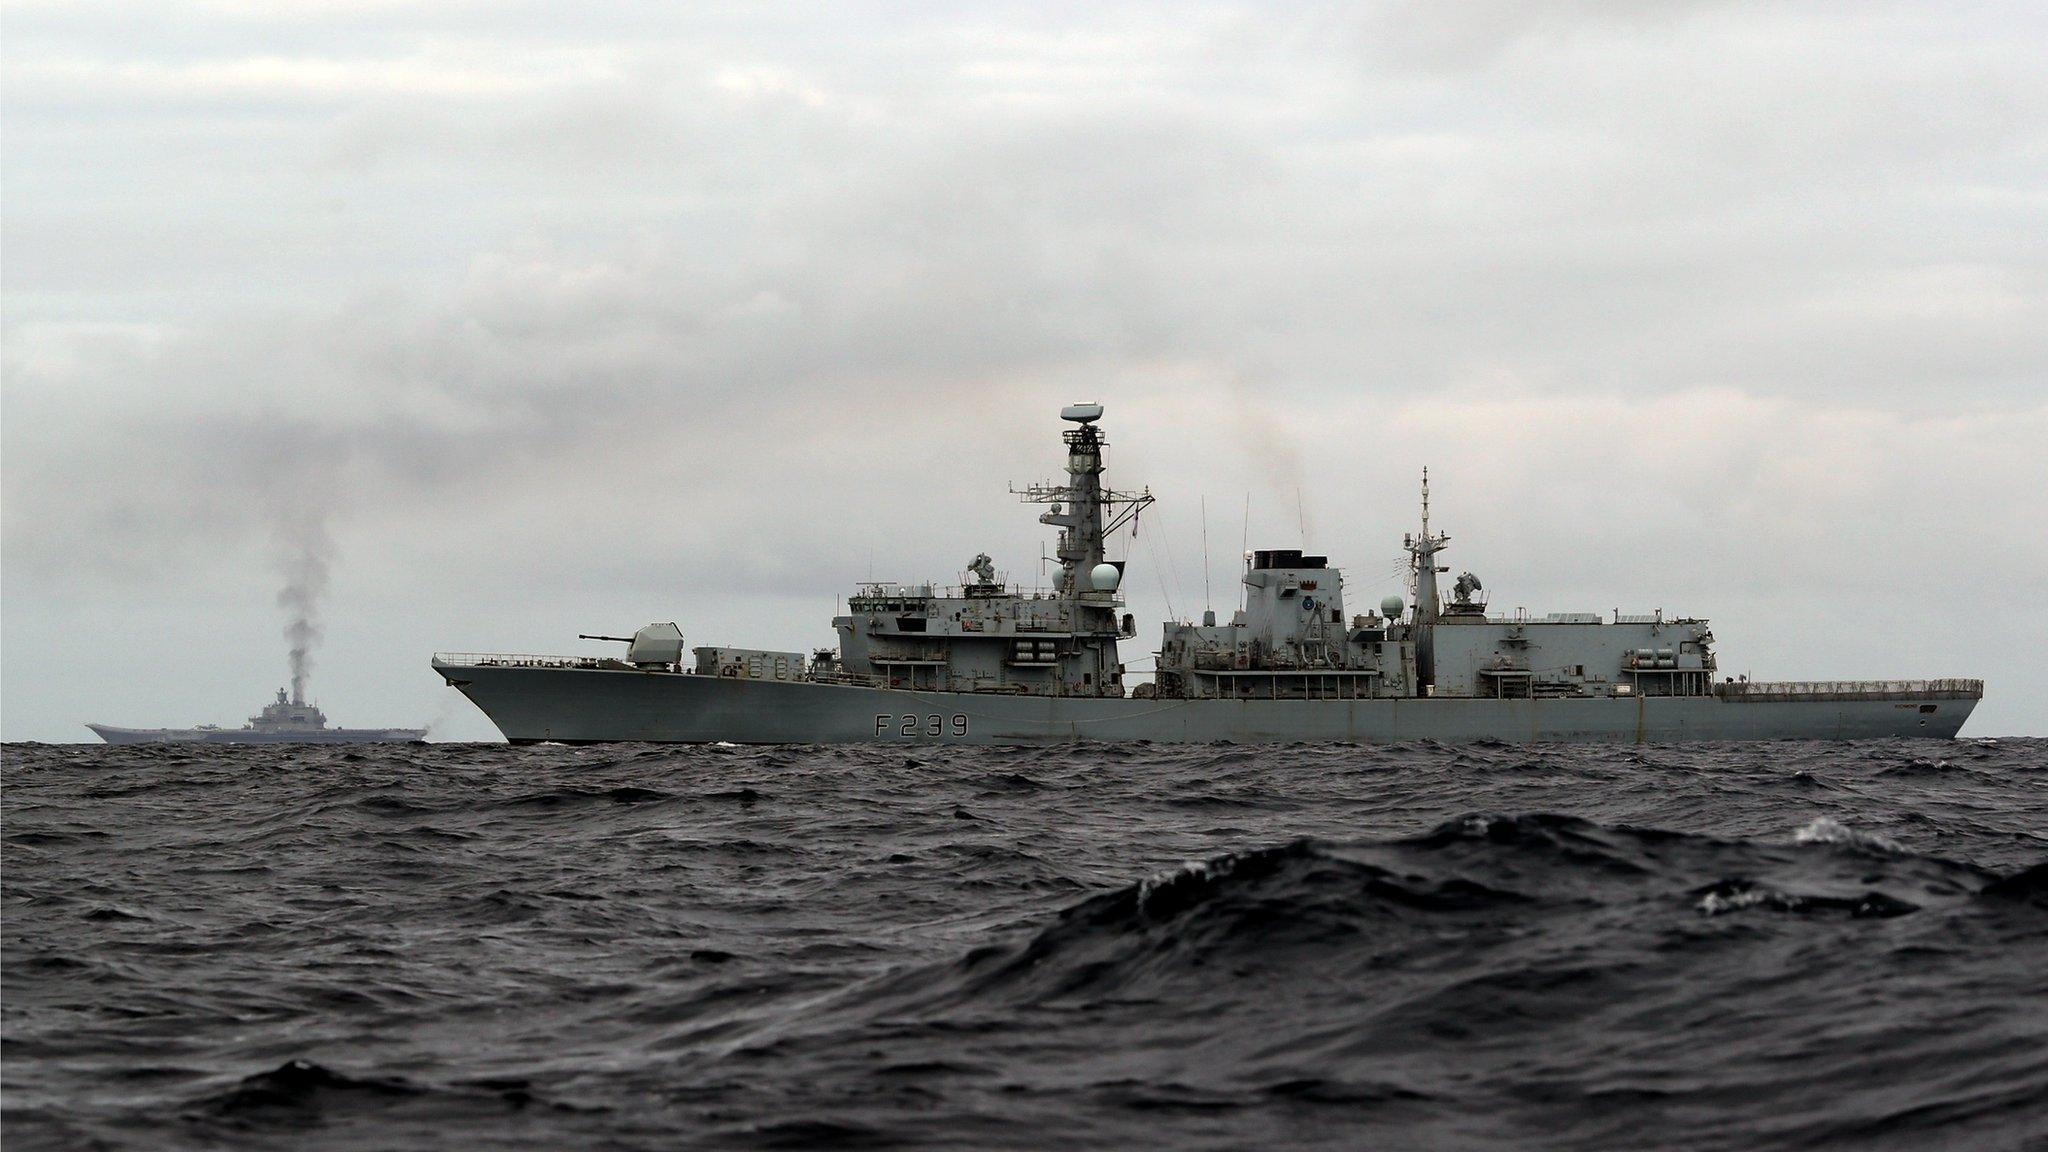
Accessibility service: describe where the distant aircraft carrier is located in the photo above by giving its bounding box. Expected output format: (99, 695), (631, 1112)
(89, 687), (425, 745)
(434, 404), (1981, 744)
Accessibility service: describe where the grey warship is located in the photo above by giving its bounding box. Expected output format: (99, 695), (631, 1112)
(88, 687), (426, 745)
(434, 404), (1981, 744)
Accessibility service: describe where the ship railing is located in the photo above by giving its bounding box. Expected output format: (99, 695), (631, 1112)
(806, 670), (890, 688)
(1713, 678), (1983, 702)
(851, 584), (1086, 604)
(432, 652), (613, 670)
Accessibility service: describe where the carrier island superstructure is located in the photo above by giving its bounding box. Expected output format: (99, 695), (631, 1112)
(433, 405), (1981, 744)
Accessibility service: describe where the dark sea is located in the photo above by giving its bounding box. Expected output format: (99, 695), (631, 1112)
(4, 739), (2046, 1151)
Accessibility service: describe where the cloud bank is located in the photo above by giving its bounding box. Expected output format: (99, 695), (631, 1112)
(4, 1), (2044, 738)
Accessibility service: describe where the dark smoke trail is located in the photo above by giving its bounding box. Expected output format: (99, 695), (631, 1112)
(1227, 368), (1316, 547)
(274, 514), (333, 705)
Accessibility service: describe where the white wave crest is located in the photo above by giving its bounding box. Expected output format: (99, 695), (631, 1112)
(1794, 817), (1904, 854)
(1697, 886), (1780, 916)
(1136, 856), (1238, 914)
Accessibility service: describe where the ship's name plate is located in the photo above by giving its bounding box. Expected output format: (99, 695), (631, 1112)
(875, 713), (970, 738)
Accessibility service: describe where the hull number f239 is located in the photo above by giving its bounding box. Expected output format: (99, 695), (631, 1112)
(876, 714), (969, 738)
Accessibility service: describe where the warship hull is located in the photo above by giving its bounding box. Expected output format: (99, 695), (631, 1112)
(432, 407), (1984, 746)
(432, 661), (1978, 745)
(87, 724), (426, 746)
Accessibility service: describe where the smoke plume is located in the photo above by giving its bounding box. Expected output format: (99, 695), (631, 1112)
(1228, 371), (1317, 548)
(273, 513), (334, 705)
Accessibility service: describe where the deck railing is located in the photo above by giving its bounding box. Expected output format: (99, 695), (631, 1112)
(432, 652), (614, 670)
(807, 670), (889, 688)
(1714, 678), (1983, 702)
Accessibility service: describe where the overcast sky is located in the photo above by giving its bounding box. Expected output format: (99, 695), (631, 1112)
(4, 0), (2044, 741)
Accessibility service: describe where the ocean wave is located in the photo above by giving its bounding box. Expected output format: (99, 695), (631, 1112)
(195, 1059), (420, 1118)
(1793, 815), (1907, 854)
(7, 740), (2046, 1151)
(774, 813), (2037, 1046)
(656, 809), (2043, 1150)
(498, 784), (677, 809)
(179, 1058), (586, 1141)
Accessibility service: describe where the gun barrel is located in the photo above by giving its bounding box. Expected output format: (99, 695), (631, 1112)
(578, 633), (635, 643)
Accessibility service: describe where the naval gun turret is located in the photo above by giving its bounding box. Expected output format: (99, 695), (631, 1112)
(580, 622), (685, 668)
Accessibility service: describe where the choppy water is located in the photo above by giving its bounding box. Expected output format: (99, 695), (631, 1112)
(4, 739), (2046, 1150)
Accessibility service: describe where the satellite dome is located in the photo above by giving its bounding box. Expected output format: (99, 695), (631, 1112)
(1380, 595), (1405, 620)
(1091, 563), (1122, 591)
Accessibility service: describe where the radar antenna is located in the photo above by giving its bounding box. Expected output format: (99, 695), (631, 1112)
(1453, 571), (1484, 604)
(1421, 466), (1430, 539)
(967, 552), (997, 586)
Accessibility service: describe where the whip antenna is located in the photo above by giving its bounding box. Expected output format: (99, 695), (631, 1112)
(1201, 494), (1212, 615)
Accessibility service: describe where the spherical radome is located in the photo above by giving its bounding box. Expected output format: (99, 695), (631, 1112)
(1381, 595), (1405, 619)
(1091, 563), (1122, 591)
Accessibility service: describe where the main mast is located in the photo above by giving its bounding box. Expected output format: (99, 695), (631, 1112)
(1013, 404), (1152, 599)
(1403, 467), (1450, 691)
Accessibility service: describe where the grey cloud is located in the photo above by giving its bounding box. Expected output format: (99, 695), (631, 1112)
(4, 1), (2045, 739)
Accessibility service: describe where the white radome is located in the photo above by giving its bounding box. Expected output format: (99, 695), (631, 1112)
(1091, 563), (1122, 591)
